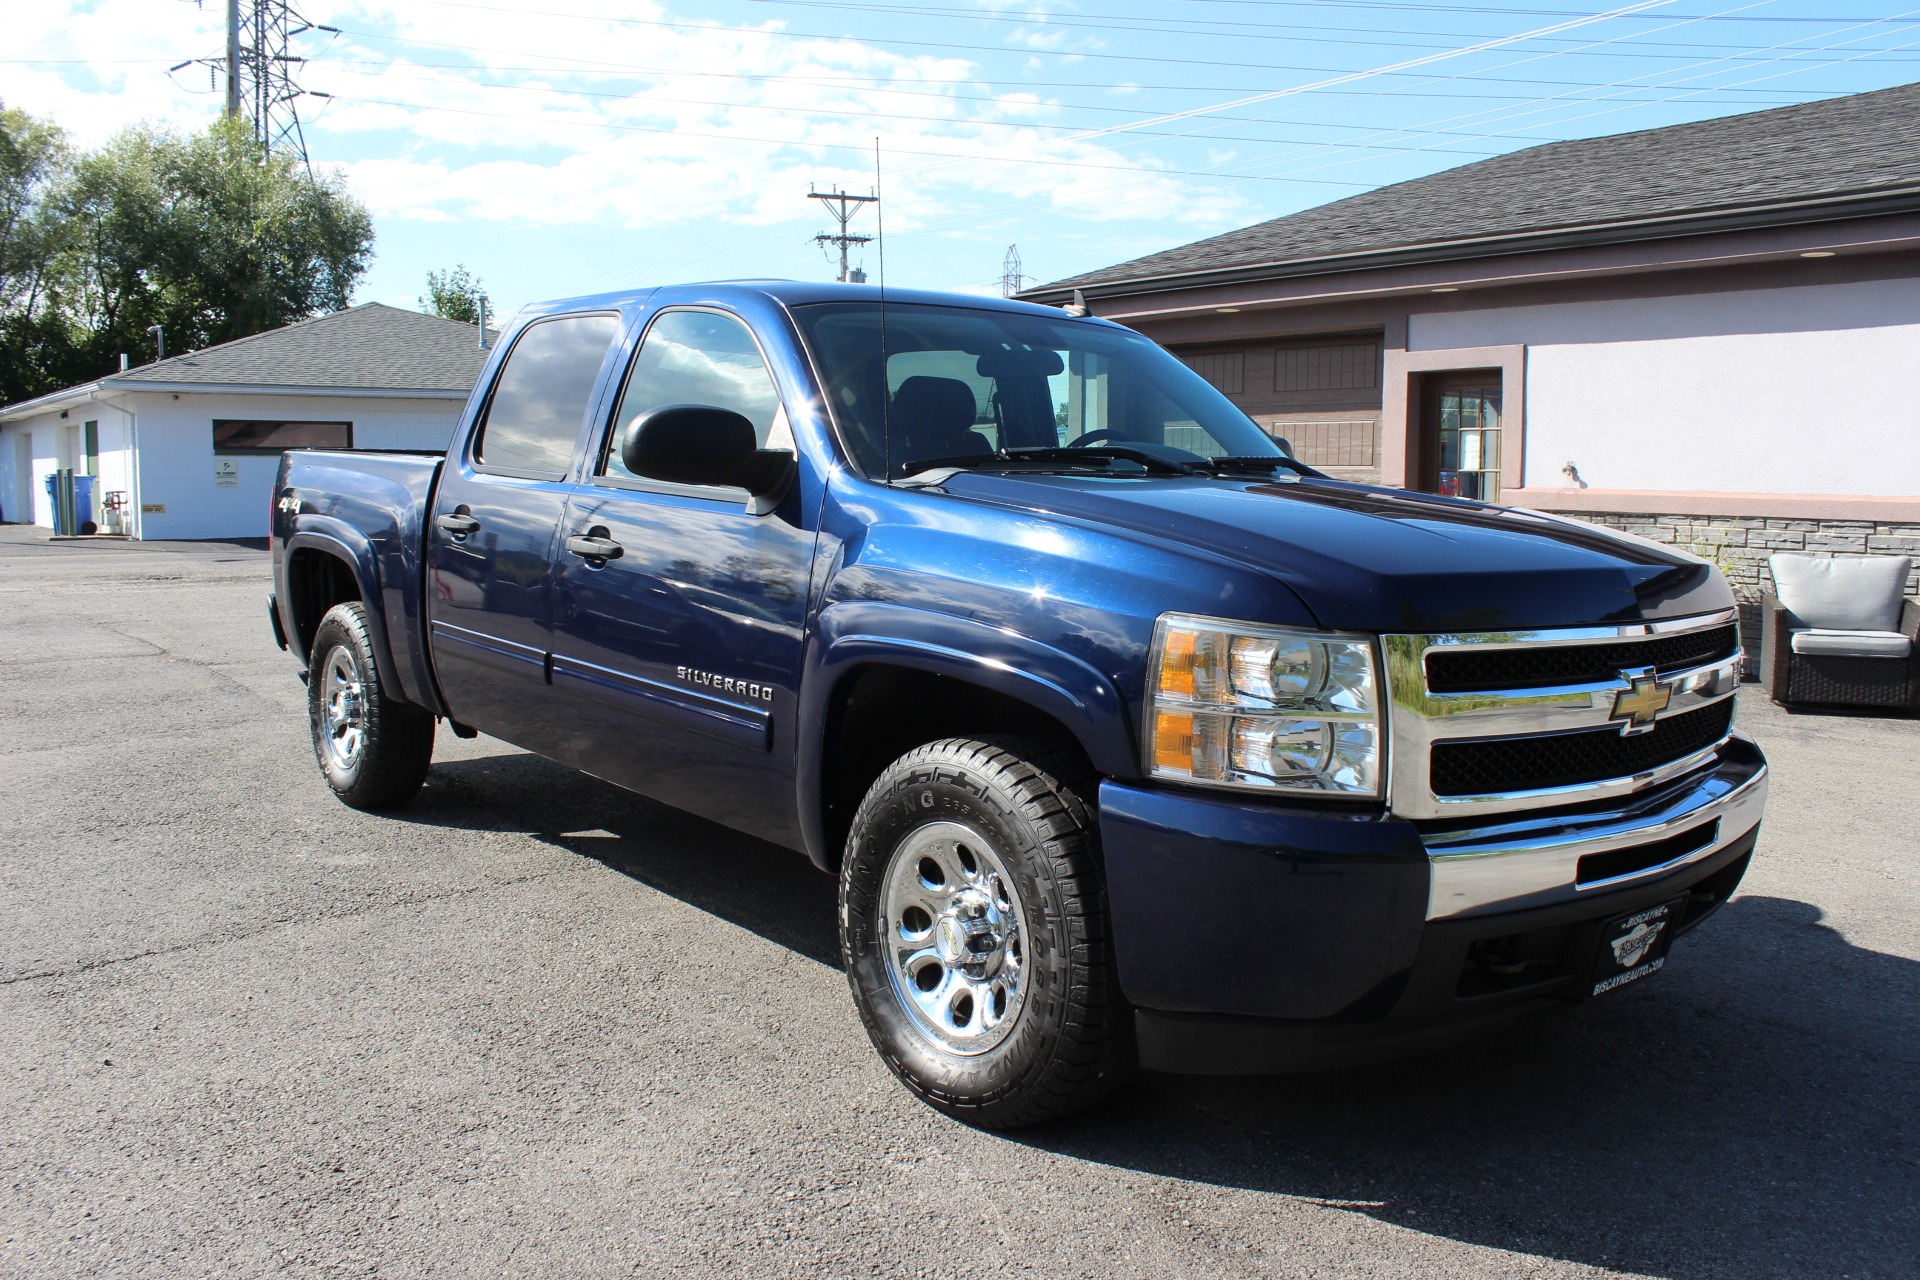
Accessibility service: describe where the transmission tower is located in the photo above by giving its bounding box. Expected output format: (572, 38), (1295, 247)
(173, 0), (337, 167)
(810, 187), (878, 284)
(1001, 244), (1031, 298)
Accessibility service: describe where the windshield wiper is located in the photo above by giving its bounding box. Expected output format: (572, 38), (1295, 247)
(898, 447), (1191, 479)
(1203, 454), (1324, 480)
(898, 448), (1308, 482)
(1003, 446), (1196, 475)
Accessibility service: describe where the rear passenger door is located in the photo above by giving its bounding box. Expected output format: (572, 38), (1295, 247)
(545, 307), (816, 847)
(426, 311), (624, 751)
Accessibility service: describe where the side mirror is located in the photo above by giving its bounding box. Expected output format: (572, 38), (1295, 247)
(620, 404), (794, 506)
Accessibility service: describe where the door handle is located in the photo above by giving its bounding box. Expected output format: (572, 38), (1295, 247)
(566, 533), (624, 562)
(435, 512), (480, 535)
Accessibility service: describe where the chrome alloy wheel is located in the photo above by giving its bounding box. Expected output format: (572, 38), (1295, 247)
(319, 645), (368, 772)
(880, 820), (1029, 1055)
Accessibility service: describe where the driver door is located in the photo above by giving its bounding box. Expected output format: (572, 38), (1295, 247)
(545, 307), (816, 848)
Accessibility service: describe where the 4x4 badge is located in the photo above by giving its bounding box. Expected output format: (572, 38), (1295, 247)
(1610, 668), (1671, 735)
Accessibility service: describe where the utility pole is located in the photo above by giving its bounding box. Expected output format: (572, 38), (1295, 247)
(225, 0), (241, 119)
(809, 187), (878, 284)
(176, 0), (338, 167)
(1001, 244), (1030, 298)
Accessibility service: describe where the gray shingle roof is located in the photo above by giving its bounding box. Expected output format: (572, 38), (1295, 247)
(1038, 81), (1920, 295)
(114, 302), (494, 392)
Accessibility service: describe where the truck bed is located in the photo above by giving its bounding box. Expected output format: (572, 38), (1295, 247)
(275, 449), (444, 712)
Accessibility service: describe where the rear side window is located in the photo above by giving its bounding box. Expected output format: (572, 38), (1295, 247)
(475, 313), (622, 476)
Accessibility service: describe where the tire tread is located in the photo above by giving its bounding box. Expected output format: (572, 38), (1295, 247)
(841, 735), (1133, 1129)
(308, 602), (434, 810)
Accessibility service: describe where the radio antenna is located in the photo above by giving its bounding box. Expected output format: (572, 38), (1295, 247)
(875, 137), (891, 486)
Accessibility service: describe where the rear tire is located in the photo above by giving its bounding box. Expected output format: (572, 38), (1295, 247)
(839, 737), (1133, 1128)
(307, 602), (434, 810)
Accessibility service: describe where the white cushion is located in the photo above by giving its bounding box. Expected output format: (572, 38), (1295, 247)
(1769, 553), (1911, 632)
(1790, 628), (1913, 659)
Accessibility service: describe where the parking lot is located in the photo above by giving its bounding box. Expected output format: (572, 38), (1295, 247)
(1, 524), (1916, 1279)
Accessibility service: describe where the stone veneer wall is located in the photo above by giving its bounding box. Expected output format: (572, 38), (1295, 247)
(1535, 510), (1920, 679)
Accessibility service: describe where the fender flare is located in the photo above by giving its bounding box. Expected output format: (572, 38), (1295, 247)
(282, 523), (413, 709)
(795, 599), (1137, 868)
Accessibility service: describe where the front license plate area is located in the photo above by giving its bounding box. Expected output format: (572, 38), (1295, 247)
(1589, 896), (1686, 998)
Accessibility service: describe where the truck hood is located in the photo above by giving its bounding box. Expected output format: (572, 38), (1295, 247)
(939, 472), (1730, 633)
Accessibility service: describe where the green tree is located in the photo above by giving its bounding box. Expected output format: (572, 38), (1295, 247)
(58, 116), (374, 360)
(0, 110), (376, 403)
(0, 104), (68, 310)
(420, 263), (488, 325)
(0, 104), (83, 405)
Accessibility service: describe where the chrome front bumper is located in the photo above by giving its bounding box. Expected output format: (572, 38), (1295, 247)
(1422, 733), (1767, 921)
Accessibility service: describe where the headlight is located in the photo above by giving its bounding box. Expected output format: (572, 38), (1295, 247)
(1146, 612), (1382, 797)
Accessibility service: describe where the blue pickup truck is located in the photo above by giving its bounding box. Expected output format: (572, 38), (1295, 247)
(269, 281), (1767, 1127)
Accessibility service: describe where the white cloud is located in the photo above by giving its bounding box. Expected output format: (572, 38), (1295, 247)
(1, 0), (229, 143)
(7, 0), (1258, 293)
(286, 0), (1243, 235)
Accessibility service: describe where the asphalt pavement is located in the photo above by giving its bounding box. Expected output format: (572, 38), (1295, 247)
(2, 524), (1916, 1279)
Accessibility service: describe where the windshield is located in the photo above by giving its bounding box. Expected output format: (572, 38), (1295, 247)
(791, 301), (1283, 477)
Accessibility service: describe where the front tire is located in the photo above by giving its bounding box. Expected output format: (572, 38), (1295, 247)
(307, 602), (434, 810)
(839, 737), (1133, 1128)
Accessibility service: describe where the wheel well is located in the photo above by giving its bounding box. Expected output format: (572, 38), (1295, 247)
(819, 664), (1096, 865)
(287, 548), (362, 661)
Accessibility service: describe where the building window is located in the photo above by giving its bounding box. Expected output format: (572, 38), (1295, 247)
(1181, 351), (1244, 395)
(1275, 418), (1377, 468)
(1420, 376), (1502, 503)
(213, 420), (353, 454)
(1276, 343), (1379, 392)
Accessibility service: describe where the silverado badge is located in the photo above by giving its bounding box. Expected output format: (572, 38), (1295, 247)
(1609, 668), (1671, 735)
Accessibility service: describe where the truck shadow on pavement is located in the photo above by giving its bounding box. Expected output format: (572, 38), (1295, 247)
(403, 752), (844, 969)
(1027, 893), (1920, 1278)
(402, 752), (1916, 1279)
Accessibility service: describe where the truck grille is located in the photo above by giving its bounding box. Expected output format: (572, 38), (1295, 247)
(1425, 624), (1738, 693)
(1384, 611), (1743, 819)
(1430, 700), (1734, 797)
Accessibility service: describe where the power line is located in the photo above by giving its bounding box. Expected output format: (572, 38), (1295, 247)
(1239, 4), (1920, 185)
(1159, 0), (1920, 20)
(308, 65), (1522, 156)
(736, 0), (1920, 59)
(315, 27), (1856, 99)
(379, 0), (1898, 85)
(319, 94), (1390, 186)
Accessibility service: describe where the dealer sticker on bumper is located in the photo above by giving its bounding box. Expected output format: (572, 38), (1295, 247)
(1591, 897), (1686, 998)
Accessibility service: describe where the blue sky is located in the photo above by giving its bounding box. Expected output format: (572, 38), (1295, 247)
(8, 0), (1920, 319)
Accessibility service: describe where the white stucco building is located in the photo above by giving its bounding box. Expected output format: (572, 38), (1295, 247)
(0, 304), (490, 540)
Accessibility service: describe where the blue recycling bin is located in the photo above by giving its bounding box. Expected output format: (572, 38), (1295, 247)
(42, 471), (97, 535)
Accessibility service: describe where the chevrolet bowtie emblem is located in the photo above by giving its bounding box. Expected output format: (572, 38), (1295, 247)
(1610, 668), (1671, 735)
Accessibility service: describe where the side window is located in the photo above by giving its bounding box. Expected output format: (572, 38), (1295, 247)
(601, 310), (788, 481)
(474, 313), (622, 476)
